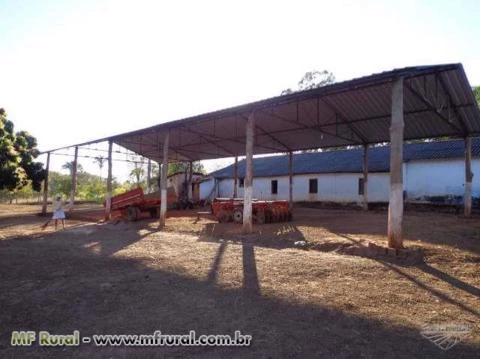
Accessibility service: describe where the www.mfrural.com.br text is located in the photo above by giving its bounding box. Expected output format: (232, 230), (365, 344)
(11, 330), (252, 347)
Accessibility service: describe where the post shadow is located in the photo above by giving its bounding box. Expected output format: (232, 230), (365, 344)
(416, 263), (480, 298)
(335, 233), (480, 318)
(1, 221), (480, 357)
(206, 241), (227, 284)
(242, 244), (260, 296)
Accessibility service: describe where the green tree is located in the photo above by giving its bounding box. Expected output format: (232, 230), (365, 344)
(281, 70), (337, 152)
(77, 171), (107, 201)
(281, 70), (335, 95)
(474, 86), (480, 107)
(93, 156), (107, 177)
(130, 166), (145, 186)
(48, 171), (72, 198)
(0, 108), (45, 191)
(167, 161), (205, 176)
(62, 161), (84, 175)
(129, 158), (145, 186)
(48, 169), (125, 202)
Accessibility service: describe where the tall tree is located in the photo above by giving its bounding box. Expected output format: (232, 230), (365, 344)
(281, 70), (336, 152)
(130, 166), (145, 186)
(0, 108), (45, 191)
(129, 158), (145, 186)
(93, 156), (106, 177)
(167, 161), (205, 176)
(62, 161), (84, 175)
(281, 70), (335, 95)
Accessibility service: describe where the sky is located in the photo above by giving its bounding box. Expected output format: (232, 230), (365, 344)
(1, 0), (479, 179)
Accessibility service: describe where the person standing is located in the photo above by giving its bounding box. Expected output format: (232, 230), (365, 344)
(41, 195), (66, 230)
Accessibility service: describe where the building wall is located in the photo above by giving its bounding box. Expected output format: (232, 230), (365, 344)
(405, 158), (480, 198)
(168, 173), (204, 199)
(203, 158), (480, 203)
(199, 178), (216, 200)
(216, 173), (390, 203)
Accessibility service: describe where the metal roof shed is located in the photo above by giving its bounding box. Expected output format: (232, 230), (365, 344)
(43, 63), (480, 248)
(109, 63), (480, 163)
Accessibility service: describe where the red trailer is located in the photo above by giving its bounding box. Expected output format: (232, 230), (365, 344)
(211, 198), (292, 224)
(108, 187), (176, 221)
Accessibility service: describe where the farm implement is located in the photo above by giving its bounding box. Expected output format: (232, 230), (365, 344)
(107, 187), (176, 221)
(211, 198), (292, 224)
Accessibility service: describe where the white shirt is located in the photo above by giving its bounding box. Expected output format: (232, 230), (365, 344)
(53, 200), (63, 212)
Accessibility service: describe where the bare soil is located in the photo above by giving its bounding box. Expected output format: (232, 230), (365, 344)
(0, 204), (479, 358)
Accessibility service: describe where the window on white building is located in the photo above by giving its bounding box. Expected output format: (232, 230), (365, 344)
(309, 178), (318, 194)
(358, 178), (365, 195)
(271, 180), (278, 194)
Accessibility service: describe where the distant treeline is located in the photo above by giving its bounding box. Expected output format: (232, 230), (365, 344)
(0, 170), (146, 204)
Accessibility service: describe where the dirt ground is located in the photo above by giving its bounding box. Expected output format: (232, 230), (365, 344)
(0, 203), (479, 358)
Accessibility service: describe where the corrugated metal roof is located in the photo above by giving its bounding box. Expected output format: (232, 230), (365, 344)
(210, 138), (480, 178)
(43, 63), (480, 162)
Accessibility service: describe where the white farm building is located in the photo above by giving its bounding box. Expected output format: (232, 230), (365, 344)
(200, 138), (480, 206)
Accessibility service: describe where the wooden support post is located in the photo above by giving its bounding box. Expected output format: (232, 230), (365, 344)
(288, 151), (293, 209)
(388, 78), (404, 249)
(105, 140), (113, 221)
(184, 169), (188, 201)
(243, 112), (254, 233)
(69, 146), (78, 212)
(233, 156), (238, 198)
(159, 133), (169, 228)
(41, 152), (50, 215)
(464, 137), (473, 217)
(146, 159), (151, 194)
(362, 145), (369, 211)
(188, 161), (193, 201)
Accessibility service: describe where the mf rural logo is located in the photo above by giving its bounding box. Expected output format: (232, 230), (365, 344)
(420, 323), (472, 351)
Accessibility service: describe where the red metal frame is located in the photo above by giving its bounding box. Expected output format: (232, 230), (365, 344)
(211, 198), (292, 224)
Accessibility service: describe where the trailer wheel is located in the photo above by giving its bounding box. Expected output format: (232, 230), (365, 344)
(265, 210), (272, 223)
(149, 207), (159, 218)
(287, 210), (293, 222)
(127, 206), (141, 222)
(270, 208), (277, 222)
(256, 210), (266, 225)
(217, 210), (230, 223)
(232, 208), (243, 224)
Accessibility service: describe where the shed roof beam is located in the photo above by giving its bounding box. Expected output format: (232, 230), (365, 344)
(435, 74), (469, 136)
(236, 113), (291, 152)
(179, 126), (236, 156)
(404, 81), (463, 134)
(258, 108), (358, 145)
(170, 147), (222, 159)
(320, 98), (370, 144)
(180, 125), (280, 153)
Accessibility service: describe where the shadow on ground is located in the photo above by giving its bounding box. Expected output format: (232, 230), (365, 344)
(0, 218), (478, 359)
(195, 206), (480, 257)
